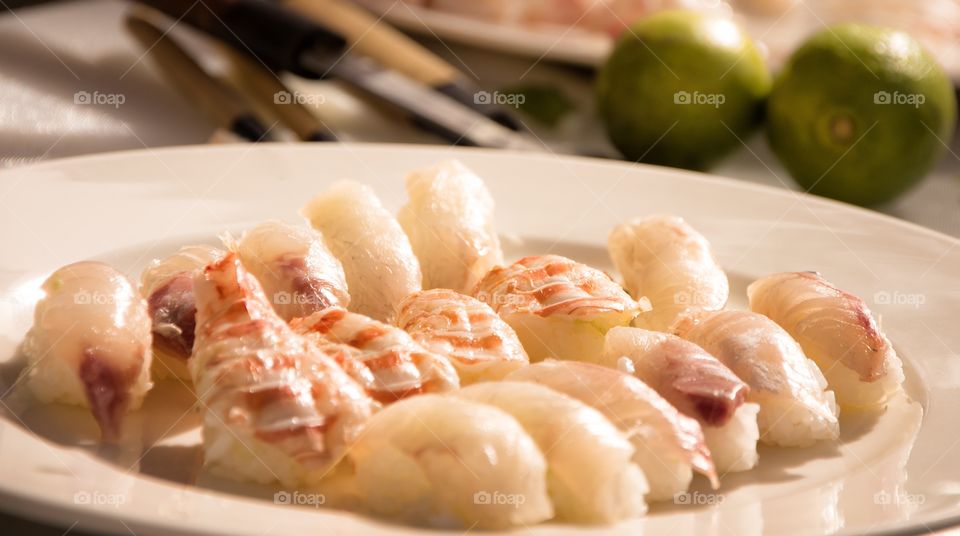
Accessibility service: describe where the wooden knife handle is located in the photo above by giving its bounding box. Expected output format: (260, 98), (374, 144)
(283, 0), (461, 87)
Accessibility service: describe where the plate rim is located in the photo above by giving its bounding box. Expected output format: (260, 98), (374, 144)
(2, 141), (956, 250)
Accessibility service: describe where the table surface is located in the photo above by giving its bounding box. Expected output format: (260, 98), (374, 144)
(3, 0), (960, 236)
(2, 1), (960, 535)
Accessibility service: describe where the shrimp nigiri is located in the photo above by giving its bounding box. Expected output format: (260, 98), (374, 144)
(236, 220), (349, 321)
(748, 271), (905, 410)
(474, 255), (642, 363)
(396, 289), (528, 384)
(603, 326), (760, 473)
(140, 244), (223, 379)
(191, 253), (375, 486)
(347, 394), (553, 529)
(506, 360), (717, 501)
(608, 215), (728, 331)
(291, 306), (459, 403)
(301, 181), (421, 322)
(23, 262), (153, 440)
(672, 310), (839, 447)
(397, 160), (504, 293)
(456, 381), (648, 523)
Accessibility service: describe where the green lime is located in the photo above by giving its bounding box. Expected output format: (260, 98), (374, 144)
(597, 10), (771, 170)
(767, 24), (957, 206)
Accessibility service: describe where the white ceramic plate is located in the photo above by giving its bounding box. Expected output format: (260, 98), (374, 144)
(0, 144), (958, 535)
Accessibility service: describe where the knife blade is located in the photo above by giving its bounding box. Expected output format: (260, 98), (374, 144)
(301, 48), (543, 151)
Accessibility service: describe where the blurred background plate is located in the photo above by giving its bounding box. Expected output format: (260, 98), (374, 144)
(355, 0), (960, 83)
(354, 0), (612, 67)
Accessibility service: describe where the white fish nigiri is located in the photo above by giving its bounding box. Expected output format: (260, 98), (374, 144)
(192, 253), (375, 486)
(396, 289), (528, 384)
(23, 262), (153, 440)
(608, 215), (728, 331)
(397, 160), (504, 293)
(603, 327), (759, 473)
(236, 220), (349, 321)
(672, 310), (839, 447)
(474, 255), (642, 363)
(291, 306), (459, 403)
(347, 394), (553, 529)
(455, 381), (648, 523)
(140, 244), (223, 379)
(301, 181), (422, 322)
(748, 272), (905, 410)
(506, 360), (717, 500)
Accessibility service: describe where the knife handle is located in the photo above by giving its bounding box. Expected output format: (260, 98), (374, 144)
(131, 0), (345, 77)
(284, 0), (459, 87)
(218, 41), (338, 141)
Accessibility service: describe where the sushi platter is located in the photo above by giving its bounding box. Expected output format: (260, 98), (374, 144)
(0, 144), (957, 535)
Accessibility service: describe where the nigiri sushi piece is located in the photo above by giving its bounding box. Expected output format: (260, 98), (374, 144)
(23, 262), (153, 440)
(347, 394), (553, 529)
(191, 253), (375, 486)
(608, 215), (729, 331)
(140, 244), (223, 379)
(747, 272), (905, 410)
(603, 326), (760, 473)
(455, 381), (648, 523)
(291, 306), (459, 403)
(301, 181), (421, 322)
(474, 255), (642, 363)
(396, 289), (528, 384)
(236, 220), (349, 321)
(397, 160), (504, 293)
(506, 360), (718, 501)
(672, 310), (839, 447)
